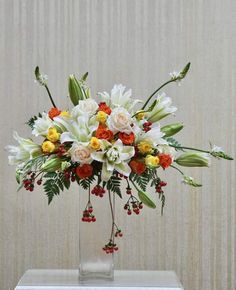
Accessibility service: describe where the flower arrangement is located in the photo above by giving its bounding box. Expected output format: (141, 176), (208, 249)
(6, 63), (232, 253)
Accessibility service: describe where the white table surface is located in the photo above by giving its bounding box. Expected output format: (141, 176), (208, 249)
(14, 270), (184, 290)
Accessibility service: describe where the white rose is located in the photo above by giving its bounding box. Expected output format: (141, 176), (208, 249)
(69, 143), (92, 164)
(72, 99), (98, 118)
(107, 107), (132, 134)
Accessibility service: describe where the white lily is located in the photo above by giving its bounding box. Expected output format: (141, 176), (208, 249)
(146, 92), (177, 123)
(6, 131), (41, 168)
(91, 139), (135, 181)
(54, 114), (98, 144)
(157, 144), (177, 160)
(32, 112), (54, 137)
(98, 84), (142, 112)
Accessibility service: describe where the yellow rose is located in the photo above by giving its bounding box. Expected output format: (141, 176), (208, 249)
(136, 111), (145, 120)
(137, 141), (152, 154)
(96, 111), (107, 124)
(145, 155), (160, 167)
(47, 127), (60, 142)
(60, 111), (70, 117)
(89, 137), (101, 150)
(42, 141), (55, 153)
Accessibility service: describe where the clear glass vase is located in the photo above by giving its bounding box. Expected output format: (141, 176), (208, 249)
(79, 183), (115, 281)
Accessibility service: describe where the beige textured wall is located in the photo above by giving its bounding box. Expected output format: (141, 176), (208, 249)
(0, 1), (235, 289)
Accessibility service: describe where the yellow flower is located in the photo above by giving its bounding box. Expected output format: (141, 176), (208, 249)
(137, 141), (152, 154)
(89, 137), (101, 150)
(42, 141), (55, 153)
(96, 111), (107, 124)
(47, 127), (60, 142)
(145, 155), (160, 167)
(60, 111), (70, 117)
(136, 111), (145, 120)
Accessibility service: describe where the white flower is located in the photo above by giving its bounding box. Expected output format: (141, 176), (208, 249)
(71, 99), (98, 118)
(146, 92), (177, 123)
(136, 123), (167, 147)
(69, 142), (92, 164)
(32, 112), (53, 137)
(54, 114), (98, 144)
(170, 71), (182, 86)
(107, 107), (133, 134)
(6, 132), (41, 168)
(91, 139), (135, 181)
(98, 84), (142, 112)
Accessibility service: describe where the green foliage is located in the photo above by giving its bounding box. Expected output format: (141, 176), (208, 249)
(79, 175), (95, 190)
(138, 190), (156, 209)
(165, 137), (183, 150)
(107, 175), (122, 198)
(43, 172), (71, 204)
(130, 172), (150, 191)
(26, 113), (42, 129)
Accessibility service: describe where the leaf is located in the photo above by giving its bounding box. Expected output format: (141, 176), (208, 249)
(79, 175), (95, 190)
(26, 113), (42, 129)
(138, 190), (156, 209)
(165, 137), (183, 150)
(107, 176), (122, 198)
(81, 72), (88, 82)
(130, 172), (150, 191)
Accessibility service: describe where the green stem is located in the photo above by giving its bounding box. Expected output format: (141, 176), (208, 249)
(170, 144), (210, 153)
(108, 190), (115, 242)
(170, 164), (184, 175)
(142, 79), (175, 110)
(129, 177), (140, 192)
(45, 84), (57, 108)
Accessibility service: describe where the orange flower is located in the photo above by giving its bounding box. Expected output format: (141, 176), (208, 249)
(48, 107), (61, 119)
(98, 102), (112, 115)
(158, 154), (172, 169)
(95, 124), (114, 141)
(129, 160), (146, 175)
(76, 164), (93, 179)
(119, 132), (135, 145)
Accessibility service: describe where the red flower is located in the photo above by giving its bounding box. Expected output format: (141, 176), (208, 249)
(158, 154), (172, 169)
(119, 132), (135, 145)
(129, 160), (146, 175)
(76, 164), (93, 179)
(48, 107), (61, 119)
(98, 102), (112, 115)
(95, 124), (114, 141)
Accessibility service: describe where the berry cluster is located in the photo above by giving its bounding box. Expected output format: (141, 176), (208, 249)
(155, 180), (167, 194)
(114, 229), (123, 238)
(64, 168), (76, 182)
(103, 241), (119, 254)
(81, 204), (96, 222)
(143, 121), (152, 132)
(124, 199), (143, 215)
(56, 145), (66, 157)
(91, 185), (106, 197)
(23, 172), (42, 191)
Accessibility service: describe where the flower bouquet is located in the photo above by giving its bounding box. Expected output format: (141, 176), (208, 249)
(6, 63), (232, 279)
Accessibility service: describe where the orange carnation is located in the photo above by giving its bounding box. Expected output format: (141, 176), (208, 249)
(129, 160), (146, 175)
(76, 164), (93, 179)
(158, 154), (172, 169)
(48, 107), (61, 119)
(95, 124), (114, 141)
(119, 132), (135, 145)
(98, 102), (112, 115)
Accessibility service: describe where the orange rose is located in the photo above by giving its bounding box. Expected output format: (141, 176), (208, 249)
(48, 107), (61, 119)
(158, 154), (172, 169)
(95, 124), (114, 141)
(129, 160), (146, 175)
(76, 164), (93, 179)
(98, 102), (112, 115)
(119, 132), (135, 145)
